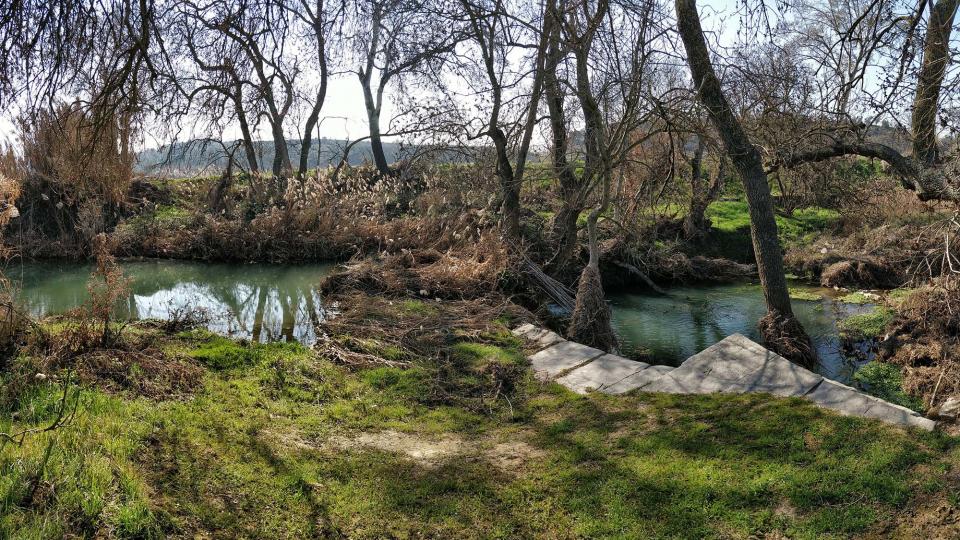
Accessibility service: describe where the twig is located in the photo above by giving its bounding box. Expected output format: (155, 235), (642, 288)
(0, 371), (80, 448)
(929, 362), (948, 410)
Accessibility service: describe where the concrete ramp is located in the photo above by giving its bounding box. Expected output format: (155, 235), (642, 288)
(513, 326), (935, 431)
(643, 334), (822, 397)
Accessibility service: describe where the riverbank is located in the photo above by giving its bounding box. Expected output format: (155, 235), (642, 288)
(2, 287), (958, 538)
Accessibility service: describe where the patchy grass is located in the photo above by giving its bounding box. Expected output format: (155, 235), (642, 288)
(2, 311), (957, 538)
(839, 307), (895, 339)
(854, 362), (924, 412)
(887, 288), (918, 307)
(703, 202), (841, 262)
(706, 201), (840, 245)
(788, 288), (823, 302)
(840, 291), (876, 304)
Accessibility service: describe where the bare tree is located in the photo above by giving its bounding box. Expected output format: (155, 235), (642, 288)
(675, 0), (816, 366)
(347, 0), (464, 176)
(772, 0), (960, 202)
(535, 0), (669, 350)
(683, 136), (726, 240)
(455, 0), (549, 239)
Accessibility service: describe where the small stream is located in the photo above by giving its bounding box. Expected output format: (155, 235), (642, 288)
(609, 282), (873, 382)
(10, 260), (871, 382)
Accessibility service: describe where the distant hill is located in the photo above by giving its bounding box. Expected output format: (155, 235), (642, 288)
(136, 138), (462, 177)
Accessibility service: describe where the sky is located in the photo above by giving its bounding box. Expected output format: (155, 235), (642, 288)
(0, 0), (749, 150)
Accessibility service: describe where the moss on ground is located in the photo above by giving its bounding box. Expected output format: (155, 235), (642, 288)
(854, 362), (924, 412)
(2, 314), (957, 539)
(839, 307), (895, 339)
(839, 291), (875, 304)
(788, 288), (823, 302)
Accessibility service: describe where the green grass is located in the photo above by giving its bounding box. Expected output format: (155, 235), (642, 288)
(700, 201), (840, 262)
(839, 291), (875, 304)
(2, 320), (956, 538)
(887, 288), (918, 307)
(706, 202), (840, 245)
(788, 288), (823, 302)
(854, 362), (924, 412)
(839, 307), (895, 339)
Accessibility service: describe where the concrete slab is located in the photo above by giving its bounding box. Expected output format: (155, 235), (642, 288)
(727, 339), (823, 397)
(535, 330), (565, 348)
(528, 341), (605, 381)
(511, 323), (538, 338)
(803, 379), (876, 416)
(804, 380), (935, 431)
(861, 400), (936, 431)
(642, 334), (822, 397)
(601, 364), (674, 395)
(555, 354), (650, 394)
(525, 327), (550, 341)
(642, 335), (767, 394)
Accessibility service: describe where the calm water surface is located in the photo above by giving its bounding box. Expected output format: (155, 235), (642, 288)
(11, 261), (869, 381)
(10, 260), (337, 344)
(609, 282), (873, 381)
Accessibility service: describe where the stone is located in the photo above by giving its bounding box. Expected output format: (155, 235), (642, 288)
(528, 341), (605, 381)
(804, 379), (935, 431)
(555, 354), (650, 394)
(535, 330), (565, 348)
(643, 334), (821, 397)
(511, 323), (538, 338)
(601, 365), (674, 395)
(935, 396), (960, 421)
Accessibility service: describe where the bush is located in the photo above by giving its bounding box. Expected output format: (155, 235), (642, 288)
(9, 102), (137, 246)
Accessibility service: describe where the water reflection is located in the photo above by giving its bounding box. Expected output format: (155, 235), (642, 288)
(11, 260), (336, 344)
(609, 282), (873, 382)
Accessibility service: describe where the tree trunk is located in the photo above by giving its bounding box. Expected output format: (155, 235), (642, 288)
(270, 121), (292, 179)
(360, 77), (392, 176)
(542, 14), (581, 270)
(675, 0), (815, 366)
(491, 128), (520, 239)
(298, 85), (326, 179)
(912, 0), (960, 166)
(233, 89), (259, 175)
(684, 143), (725, 240)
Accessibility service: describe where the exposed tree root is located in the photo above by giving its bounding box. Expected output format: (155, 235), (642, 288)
(567, 265), (617, 352)
(758, 311), (818, 368)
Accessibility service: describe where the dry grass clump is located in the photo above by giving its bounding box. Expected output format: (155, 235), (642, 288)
(881, 277), (960, 410)
(321, 232), (512, 300)
(112, 165), (501, 263)
(820, 258), (902, 289)
(601, 237), (754, 289)
(787, 215), (960, 287)
(8, 102), (137, 249)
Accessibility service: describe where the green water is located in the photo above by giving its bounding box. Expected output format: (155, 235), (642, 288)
(10, 260), (868, 380)
(8, 259), (336, 343)
(609, 282), (872, 381)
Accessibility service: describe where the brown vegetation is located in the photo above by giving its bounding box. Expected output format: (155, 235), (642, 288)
(318, 285), (531, 413)
(879, 278), (960, 412)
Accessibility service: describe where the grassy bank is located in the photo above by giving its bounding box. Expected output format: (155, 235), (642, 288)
(2, 301), (958, 539)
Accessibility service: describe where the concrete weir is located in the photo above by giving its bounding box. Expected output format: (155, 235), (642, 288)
(512, 325), (936, 431)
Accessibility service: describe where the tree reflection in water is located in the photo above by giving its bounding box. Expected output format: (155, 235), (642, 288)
(14, 260), (336, 344)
